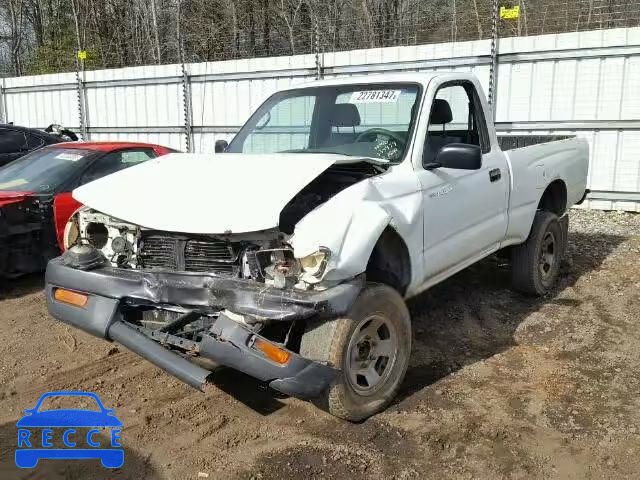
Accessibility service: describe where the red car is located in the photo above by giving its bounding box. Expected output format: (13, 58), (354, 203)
(0, 142), (175, 277)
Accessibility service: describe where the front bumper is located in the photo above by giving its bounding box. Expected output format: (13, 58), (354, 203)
(46, 256), (363, 323)
(45, 257), (356, 399)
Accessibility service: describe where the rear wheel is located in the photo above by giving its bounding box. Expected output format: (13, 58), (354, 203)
(300, 283), (411, 421)
(511, 211), (564, 295)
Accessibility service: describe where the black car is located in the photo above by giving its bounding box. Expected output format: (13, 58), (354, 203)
(0, 124), (77, 168)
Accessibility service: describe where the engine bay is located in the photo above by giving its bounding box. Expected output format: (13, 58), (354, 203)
(279, 161), (384, 233)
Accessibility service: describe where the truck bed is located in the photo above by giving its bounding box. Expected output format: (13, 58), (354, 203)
(498, 135), (574, 151)
(501, 135), (589, 246)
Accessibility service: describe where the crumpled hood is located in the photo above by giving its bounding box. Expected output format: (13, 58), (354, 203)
(73, 153), (345, 234)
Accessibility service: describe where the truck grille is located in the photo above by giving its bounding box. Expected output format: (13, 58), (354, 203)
(184, 239), (234, 273)
(139, 235), (178, 270)
(138, 233), (238, 275)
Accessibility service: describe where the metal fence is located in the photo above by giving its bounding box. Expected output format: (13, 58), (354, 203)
(0, 25), (639, 211)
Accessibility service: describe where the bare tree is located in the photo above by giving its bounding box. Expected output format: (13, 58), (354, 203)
(69, 0), (82, 52)
(360, 0), (375, 48)
(1, 0), (638, 76)
(150, 0), (161, 62)
(276, 0), (305, 55)
(471, 0), (483, 39)
(175, 0), (182, 61)
(451, 0), (458, 43)
(228, 1), (239, 58)
(7, 0), (27, 75)
(23, 0), (45, 47)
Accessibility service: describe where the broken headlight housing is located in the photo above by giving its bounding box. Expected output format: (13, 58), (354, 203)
(253, 247), (331, 288)
(72, 208), (139, 268)
(299, 247), (330, 279)
(255, 248), (300, 288)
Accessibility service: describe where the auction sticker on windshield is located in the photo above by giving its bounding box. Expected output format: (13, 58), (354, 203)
(55, 152), (84, 162)
(350, 90), (401, 103)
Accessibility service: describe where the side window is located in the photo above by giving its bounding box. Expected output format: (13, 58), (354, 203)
(120, 149), (157, 164)
(0, 129), (29, 153)
(432, 85), (471, 134)
(242, 96), (315, 153)
(80, 149), (156, 185)
(423, 83), (488, 165)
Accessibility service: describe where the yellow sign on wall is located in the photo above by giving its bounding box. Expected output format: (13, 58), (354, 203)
(500, 6), (520, 19)
(77, 50), (87, 60)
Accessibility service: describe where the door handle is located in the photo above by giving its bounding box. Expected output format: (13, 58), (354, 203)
(489, 168), (501, 182)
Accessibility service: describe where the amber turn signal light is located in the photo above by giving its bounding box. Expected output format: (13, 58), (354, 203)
(54, 288), (89, 308)
(255, 339), (290, 364)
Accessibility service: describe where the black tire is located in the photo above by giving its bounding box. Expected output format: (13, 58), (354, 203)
(511, 211), (563, 296)
(300, 283), (411, 421)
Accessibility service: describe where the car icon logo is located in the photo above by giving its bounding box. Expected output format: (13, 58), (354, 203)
(15, 391), (124, 468)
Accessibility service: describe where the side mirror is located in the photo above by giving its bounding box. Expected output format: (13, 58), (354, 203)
(214, 139), (228, 153)
(426, 143), (482, 170)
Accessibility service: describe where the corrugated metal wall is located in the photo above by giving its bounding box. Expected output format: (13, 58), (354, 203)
(1, 27), (639, 211)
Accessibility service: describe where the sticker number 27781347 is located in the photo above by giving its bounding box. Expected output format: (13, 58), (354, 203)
(350, 90), (401, 103)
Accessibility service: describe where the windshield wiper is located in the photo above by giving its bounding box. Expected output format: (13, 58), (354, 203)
(277, 150), (393, 171)
(277, 149), (356, 155)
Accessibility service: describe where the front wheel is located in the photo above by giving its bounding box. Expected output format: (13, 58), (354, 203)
(300, 283), (411, 421)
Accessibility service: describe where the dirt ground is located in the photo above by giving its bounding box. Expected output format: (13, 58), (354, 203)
(0, 209), (639, 480)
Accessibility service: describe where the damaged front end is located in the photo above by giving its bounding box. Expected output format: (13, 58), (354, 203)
(63, 158), (385, 292)
(46, 245), (363, 396)
(67, 207), (338, 291)
(46, 158), (390, 397)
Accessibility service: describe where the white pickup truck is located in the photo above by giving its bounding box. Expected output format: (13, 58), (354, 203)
(46, 72), (589, 421)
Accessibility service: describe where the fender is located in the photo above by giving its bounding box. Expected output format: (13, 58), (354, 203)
(290, 174), (422, 284)
(53, 193), (82, 251)
(514, 176), (567, 244)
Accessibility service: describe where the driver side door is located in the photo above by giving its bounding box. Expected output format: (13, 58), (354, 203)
(416, 81), (509, 281)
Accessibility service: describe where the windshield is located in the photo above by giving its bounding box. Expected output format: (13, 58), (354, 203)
(227, 83), (421, 163)
(0, 147), (95, 193)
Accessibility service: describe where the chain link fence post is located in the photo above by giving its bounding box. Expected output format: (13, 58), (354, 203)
(0, 77), (7, 124)
(74, 49), (88, 140)
(314, 17), (323, 80)
(180, 43), (193, 153)
(488, 0), (500, 120)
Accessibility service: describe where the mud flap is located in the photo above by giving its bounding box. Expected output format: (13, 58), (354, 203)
(558, 214), (569, 261)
